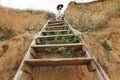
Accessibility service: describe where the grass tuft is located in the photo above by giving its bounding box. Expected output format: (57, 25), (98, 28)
(44, 11), (55, 19)
(102, 40), (112, 51)
(68, 20), (79, 29)
(118, 0), (120, 11)
(94, 21), (108, 30)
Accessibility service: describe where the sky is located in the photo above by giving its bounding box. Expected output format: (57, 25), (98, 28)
(0, 0), (95, 13)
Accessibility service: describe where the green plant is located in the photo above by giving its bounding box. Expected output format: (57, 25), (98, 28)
(58, 47), (72, 57)
(94, 21), (108, 31)
(118, 0), (120, 11)
(35, 24), (42, 32)
(0, 35), (6, 41)
(80, 26), (93, 32)
(3, 28), (14, 39)
(0, 28), (14, 41)
(45, 48), (52, 54)
(68, 20), (79, 29)
(24, 9), (34, 14)
(44, 11), (55, 19)
(37, 35), (79, 44)
(80, 21), (108, 32)
(102, 41), (112, 51)
(45, 47), (83, 58)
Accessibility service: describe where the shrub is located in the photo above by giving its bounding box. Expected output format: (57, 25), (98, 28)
(118, 0), (120, 11)
(44, 11), (55, 19)
(68, 20), (79, 29)
(24, 9), (34, 14)
(3, 28), (14, 39)
(0, 28), (14, 41)
(0, 35), (6, 41)
(80, 21), (108, 32)
(35, 24), (42, 32)
(94, 21), (108, 31)
(45, 46), (84, 58)
(80, 25), (93, 32)
(102, 41), (112, 51)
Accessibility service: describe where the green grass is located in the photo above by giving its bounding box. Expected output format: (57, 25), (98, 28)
(80, 25), (93, 32)
(36, 36), (79, 44)
(45, 47), (83, 57)
(44, 11), (55, 19)
(3, 28), (14, 39)
(35, 24), (43, 32)
(0, 28), (14, 41)
(102, 41), (112, 51)
(80, 21), (108, 32)
(0, 21), (14, 41)
(118, 0), (120, 11)
(22, 9), (44, 15)
(68, 20), (79, 29)
(94, 21), (108, 31)
(0, 35), (6, 41)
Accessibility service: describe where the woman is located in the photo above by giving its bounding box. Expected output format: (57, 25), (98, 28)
(56, 4), (64, 21)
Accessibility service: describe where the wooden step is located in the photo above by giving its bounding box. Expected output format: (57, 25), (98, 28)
(48, 20), (65, 24)
(25, 58), (93, 66)
(46, 26), (64, 28)
(45, 26), (67, 30)
(45, 25), (69, 30)
(31, 43), (84, 53)
(48, 22), (65, 26)
(43, 30), (69, 32)
(24, 58), (96, 71)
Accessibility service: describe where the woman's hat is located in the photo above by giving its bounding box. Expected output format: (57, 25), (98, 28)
(57, 4), (64, 10)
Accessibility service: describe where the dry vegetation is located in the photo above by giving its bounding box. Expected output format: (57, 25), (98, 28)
(65, 0), (120, 80)
(0, 6), (48, 80)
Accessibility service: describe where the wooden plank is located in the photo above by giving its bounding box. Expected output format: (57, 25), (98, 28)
(48, 22), (65, 26)
(25, 58), (94, 66)
(45, 27), (64, 30)
(46, 26), (63, 28)
(43, 30), (69, 32)
(30, 48), (37, 58)
(48, 20), (65, 24)
(45, 25), (69, 31)
(37, 34), (74, 38)
(31, 43), (84, 53)
(35, 34), (75, 39)
(87, 60), (96, 72)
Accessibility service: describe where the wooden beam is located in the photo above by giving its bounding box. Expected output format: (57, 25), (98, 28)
(25, 58), (94, 66)
(31, 43), (84, 53)
(48, 20), (65, 24)
(42, 30), (69, 32)
(30, 48), (37, 58)
(46, 26), (63, 28)
(48, 22), (65, 26)
(48, 22), (66, 26)
(45, 27), (64, 30)
(87, 60), (96, 72)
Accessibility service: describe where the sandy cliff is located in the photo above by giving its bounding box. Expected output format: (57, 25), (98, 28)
(65, 0), (120, 80)
(0, 7), (46, 80)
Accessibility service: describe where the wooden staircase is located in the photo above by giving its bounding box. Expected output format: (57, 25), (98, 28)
(14, 20), (110, 80)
